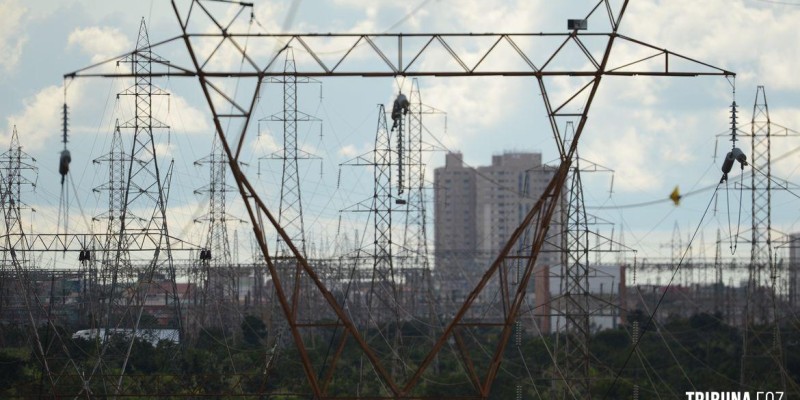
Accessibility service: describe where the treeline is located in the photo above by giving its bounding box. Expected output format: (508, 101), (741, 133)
(0, 312), (798, 398)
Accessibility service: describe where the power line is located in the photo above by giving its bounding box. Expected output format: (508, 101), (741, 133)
(601, 182), (721, 399)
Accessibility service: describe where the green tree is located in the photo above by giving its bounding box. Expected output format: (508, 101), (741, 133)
(241, 315), (267, 347)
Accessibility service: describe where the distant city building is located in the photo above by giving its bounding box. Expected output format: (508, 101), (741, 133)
(433, 151), (557, 303)
(434, 152), (478, 283)
(474, 152), (556, 266)
(433, 151), (628, 334)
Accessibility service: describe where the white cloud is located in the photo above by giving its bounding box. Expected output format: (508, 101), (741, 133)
(154, 141), (175, 160)
(583, 126), (658, 191)
(153, 92), (211, 134)
(252, 132), (281, 155)
(68, 26), (132, 64)
(581, 106), (702, 193)
(623, 0), (800, 90)
(421, 77), (519, 139)
(338, 144), (359, 158)
(2, 82), (85, 151)
(0, 0), (28, 72)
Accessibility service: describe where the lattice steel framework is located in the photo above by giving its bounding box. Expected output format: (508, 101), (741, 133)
(400, 79), (429, 271)
(93, 121), (130, 267)
(0, 126), (37, 298)
(0, 128), (58, 398)
(740, 86), (791, 391)
(0, 127), (36, 242)
(196, 135), (234, 268)
(92, 120), (133, 327)
(65, 1), (734, 398)
(194, 134), (239, 322)
(260, 48), (319, 257)
(558, 158), (592, 398)
(371, 106), (397, 317)
(340, 104), (398, 319)
(399, 79), (439, 353)
(87, 19), (184, 397)
(748, 86), (776, 316)
(749, 86), (771, 318)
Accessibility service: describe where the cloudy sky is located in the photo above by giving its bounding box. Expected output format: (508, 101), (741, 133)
(1, 0), (799, 274)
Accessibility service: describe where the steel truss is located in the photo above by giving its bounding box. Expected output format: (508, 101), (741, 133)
(64, 0), (733, 398)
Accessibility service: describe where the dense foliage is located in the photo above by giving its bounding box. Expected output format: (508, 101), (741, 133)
(0, 312), (797, 398)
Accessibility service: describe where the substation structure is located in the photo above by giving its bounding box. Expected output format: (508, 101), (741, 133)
(12, 0), (737, 398)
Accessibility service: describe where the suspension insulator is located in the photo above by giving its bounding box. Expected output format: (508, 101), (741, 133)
(720, 147), (748, 183)
(721, 152), (735, 176)
(59, 149), (71, 184)
(730, 147), (747, 166)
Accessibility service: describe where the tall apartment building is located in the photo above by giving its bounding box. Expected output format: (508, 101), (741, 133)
(434, 152), (478, 275)
(434, 152), (557, 300)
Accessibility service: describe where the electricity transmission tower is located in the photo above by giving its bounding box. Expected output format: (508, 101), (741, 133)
(87, 20), (184, 395)
(260, 48), (320, 257)
(559, 158), (592, 398)
(340, 104), (399, 326)
(258, 47), (322, 343)
(0, 127), (37, 247)
(740, 86), (794, 391)
(399, 79), (437, 320)
(66, 1), (733, 397)
(92, 120), (131, 326)
(749, 86), (772, 321)
(551, 121), (617, 399)
(194, 134), (239, 325)
(0, 127), (37, 302)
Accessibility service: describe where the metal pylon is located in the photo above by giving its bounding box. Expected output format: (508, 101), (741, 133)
(0, 127), (36, 243)
(110, 17), (182, 341)
(741, 86), (788, 391)
(0, 126), (37, 278)
(339, 104), (402, 378)
(196, 135), (233, 268)
(194, 134), (240, 321)
(92, 120), (131, 324)
(749, 85), (771, 319)
(373, 105), (397, 314)
(400, 79), (438, 319)
(559, 157), (591, 399)
(261, 48), (319, 257)
(258, 47), (321, 344)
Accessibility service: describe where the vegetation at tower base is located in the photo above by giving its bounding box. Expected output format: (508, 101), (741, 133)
(0, 312), (797, 398)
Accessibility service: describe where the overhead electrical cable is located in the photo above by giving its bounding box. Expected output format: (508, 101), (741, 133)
(601, 182), (721, 399)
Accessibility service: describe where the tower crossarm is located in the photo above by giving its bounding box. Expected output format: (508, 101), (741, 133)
(66, 33), (733, 79)
(0, 233), (200, 252)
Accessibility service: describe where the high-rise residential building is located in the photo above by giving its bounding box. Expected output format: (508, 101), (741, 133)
(475, 153), (557, 265)
(434, 151), (626, 334)
(434, 151), (557, 300)
(434, 152), (477, 275)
